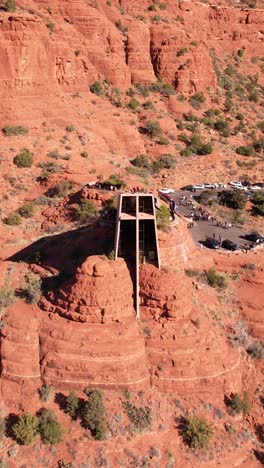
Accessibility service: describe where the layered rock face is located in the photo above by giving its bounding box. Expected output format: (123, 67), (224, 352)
(39, 256), (149, 389)
(139, 264), (241, 395)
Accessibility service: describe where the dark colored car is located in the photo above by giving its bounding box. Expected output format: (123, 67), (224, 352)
(204, 237), (221, 249)
(244, 233), (264, 244)
(221, 239), (239, 251)
(181, 185), (196, 192)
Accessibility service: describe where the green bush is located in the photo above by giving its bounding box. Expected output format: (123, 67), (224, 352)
(13, 149), (33, 168)
(159, 153), (176, 169)
(80, 151), (88, 158)
(247, 341), (264, 359)
(65, 391), (80, 420)
(0, 1), (16, 12)
(228, 392), (251, 415)
(18, 202), (35, 218)
(50, 180), (72, 198)
(156, 204), (170, 231)
(236, 146), (255, 157)
(12, 413), (39, 445)
(0, 286), (15, 310)
(5, 212), (21, 226)
(82, 389), (106, 440)
(90, 81), (104, 96)
(2, 125), (27, 136)
(198, 190), (218, 207)
(38, 384), (53, 402)
(180, 414), (213, 449)
(237, 49), (244, 57)
(128, 99), (140, 110)
(39, 409), (65, 445)
(75, 199), (98, 223)
(130, 154), (150, 168)
(219, 190), (246, 210)
(140, 120), (163, 139)
(105, 174), (126, 188)
(189, 92), (205, 109)
(23, 272), (42, 304)
(206, 268), (227, 289)
(214, 119), (231, 137)
(65, 125), (75, 133)
(123, 400), (152, 432)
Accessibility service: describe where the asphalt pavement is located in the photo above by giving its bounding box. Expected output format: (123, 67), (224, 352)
(169, 190), (250, 249)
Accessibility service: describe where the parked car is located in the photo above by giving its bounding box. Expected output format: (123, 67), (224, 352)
(181, 185), (196, 192)
(236, 185), (248, 191)
(229, 181), (242, 188)
(215, 183), (226, 189)
(159, 188), (175, 194)
(193, 184), (205, 190)
(221, 239), (239, 251)
(204, 183), (216, 189)
(244, 233), (264, 244)
(204, 237), (221, 249)
(250, 185), (262, 190)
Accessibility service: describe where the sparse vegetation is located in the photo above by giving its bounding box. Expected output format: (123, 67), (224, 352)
(75, 199), (98, 223)
(219, 190), (246, 210)
(123, 400), (152, 432)
(13, 149), (33, 168)
(82, 389), (106, 440)
(49, 180), (72, 198)
(2, 125), (27, 136)
(228, 392), (252, 415)
(12, 413), (39, 445)
(205, 269), (227, 289)
(65, 391), (80, 420)
(5, 212), (22, 226)
(38, 384), (53, 402)
(0, 286), (15, 310)
(180, 414), (213, 449)
(247, 341), (264, 360)
(90, 81), (104, 96)
(23, 272), (42, 304)
(156, 204), (171, 232)
(39, 409), (65, 445)
(140, 120), (163, 139)
(18, 202), (35, 218)
(0, 0), (16, 12)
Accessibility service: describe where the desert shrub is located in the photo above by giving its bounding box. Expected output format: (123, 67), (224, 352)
(115, 19), (128, 33)
(177, 47), (187, 57)
(0, 1), (16, 12)
(38, 161), (63, 179)
(228, 392), (251, 415)
(205, 268), (227, 289)
(13, 149), (33, 168)
(159, 153), (176, 169)
(38, 384), (53, 402)
(65, 125), (75, 132)
(247, 341), (264, 359)
(123, 400), (152, 432)
(189, 92), (205, 109)
(65, 391), (80, 420)
(214, 119), (231, 137)
(12, 413), (39, 445)
(251, 191), (264, 217)
(2, 125), (27, 136)
(18, 202), (35, 218)
(228, 319), (251, 349)
(189, 134), (213, 155)
(80, 151), (88, 158)
(23, 272), (42, 304)
(257, 121), (264, 133)
(135, 82), (149, 97)
(130, 154), (150, 168)
(225, 65), (235, 76)
(5, 212), (21, 225)
(253, 137), (264, 153)
(0, 286), (15, 310)
(39, 409), (65, 445)
(140, 120), (163, 139)
(180, 414), (213, 449)
(128, 99), (140, 110)
(158, 135), (169, 145)
(0, 416), (6, 439)
(185, 269), (200, 277)
(50, 180), (72, 198)
(236, 146), (255, 156)
(198, 190), (218, 207)
(75, 199), (98, 223)
(90, 81), (104, 96)
(219, 190), (246, 210)
(105, 174), (125, 188)
(156, 204), (171, 231)
(237, 49), (244, 57)
(82, 389), (106, 440)
(142, 100), (154, 110)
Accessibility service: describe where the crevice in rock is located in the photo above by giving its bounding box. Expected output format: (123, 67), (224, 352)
(149, 38), (160, 80)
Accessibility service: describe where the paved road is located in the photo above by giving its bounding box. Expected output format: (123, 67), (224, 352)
(168, 190), (249, 249)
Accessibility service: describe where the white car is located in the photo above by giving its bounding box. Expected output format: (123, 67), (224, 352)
(159, 188), (175, 194)
(193, 184), (205, 190)
(229, 181), (242, 188)
(204, 183), (216, 189)
(216, 183), (227, 189)
(250, 185), (262, 190)
(236, 185), (248, 191)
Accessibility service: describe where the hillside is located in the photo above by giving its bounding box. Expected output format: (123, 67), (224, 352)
(0, 0), (263, 467)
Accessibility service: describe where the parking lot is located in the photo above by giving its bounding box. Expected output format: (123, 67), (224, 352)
(159, 187), (263, 251)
